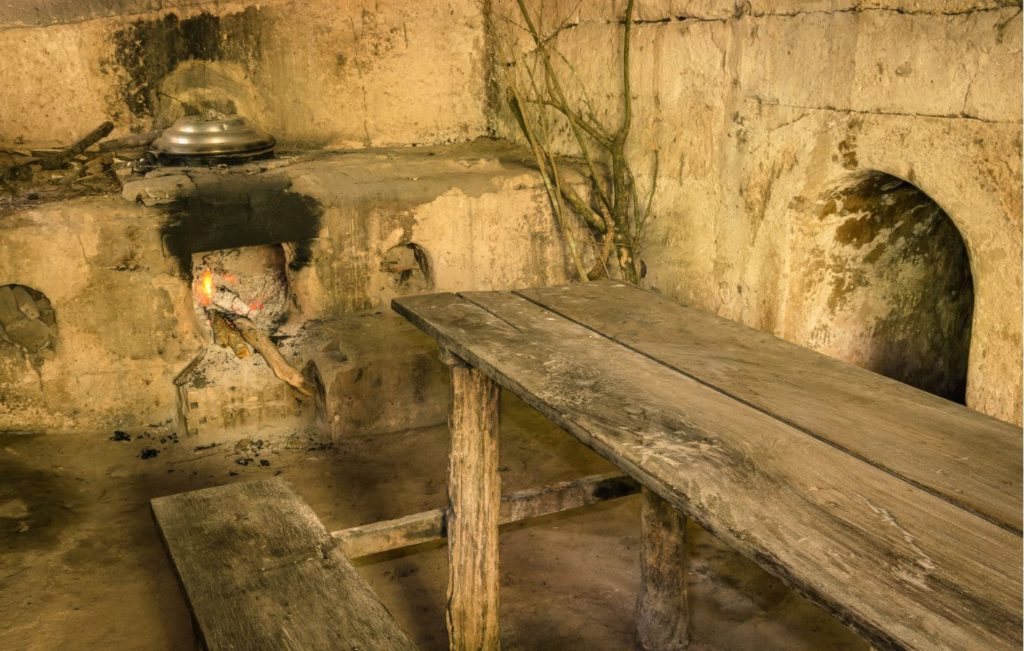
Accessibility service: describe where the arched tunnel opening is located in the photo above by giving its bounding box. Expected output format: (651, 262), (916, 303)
(799, 172), (974, 403)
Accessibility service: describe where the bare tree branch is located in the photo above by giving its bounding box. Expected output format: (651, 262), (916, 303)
(499, 0), (654, 286)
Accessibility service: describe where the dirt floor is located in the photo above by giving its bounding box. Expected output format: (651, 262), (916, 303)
(1, 393), (867, 650)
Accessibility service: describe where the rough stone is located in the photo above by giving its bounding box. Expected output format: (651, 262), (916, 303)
(3, 317), (53, 352)
(121, 174), (195, 206)
(791, 172), (974, 403)
(11, 286), (41, 320)
(0, 1), (1018, 429)
(307, 312), (450, 438)
(0, 0), (489, 149)
(493, 0), (1022, 424)
(174, 345), (315, 443)
(0, 141), (581, 432)
(0, 286), (22, 326)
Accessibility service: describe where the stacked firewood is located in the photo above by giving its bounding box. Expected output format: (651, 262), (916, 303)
(0, 121), (160, 209)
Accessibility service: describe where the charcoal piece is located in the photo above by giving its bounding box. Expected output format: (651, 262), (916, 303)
(140, 448), (160, 459)
(110, 431), (132, 442)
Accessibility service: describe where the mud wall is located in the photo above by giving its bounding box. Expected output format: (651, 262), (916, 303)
(491, 0), (1023, 423)
(0, 144), (578, 432)
(0, 0), (489, 148)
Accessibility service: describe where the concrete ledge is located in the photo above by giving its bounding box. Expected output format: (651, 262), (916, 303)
(307, 312), (449, 439)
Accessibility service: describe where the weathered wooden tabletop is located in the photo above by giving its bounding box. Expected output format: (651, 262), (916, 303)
(393, 281), (1022, 651)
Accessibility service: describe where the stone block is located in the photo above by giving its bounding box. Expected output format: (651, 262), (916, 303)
(11, 285), (39, 319)
(3, 317), (52, 351)
(308, 312), (449, 438)
(0, 0), (488, 148)
(121, 174), (196, 206)
(0, 286), (21, 326)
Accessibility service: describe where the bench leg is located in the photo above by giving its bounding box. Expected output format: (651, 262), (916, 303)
(444, 350), (501, 650)
(637, 487), (690, 650)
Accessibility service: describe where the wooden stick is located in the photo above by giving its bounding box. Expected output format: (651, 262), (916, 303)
(98, 130), (161, 152)
(332, 472), (640, 559)
(444, 349), (501, 650)
(230, 316), (313, 397)
(507, 92), (589, 283)
(336, 508), (446, 559)
(209, 311), (251, 359)
(40, 121), (114, 170)
(636, 487), (690, 650)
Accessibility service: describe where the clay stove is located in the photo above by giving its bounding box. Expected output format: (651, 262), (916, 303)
(153, 120), (321, 441)
(174, 244), (312, 440)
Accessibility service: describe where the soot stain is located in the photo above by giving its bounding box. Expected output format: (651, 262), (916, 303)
(0, 453), (80, 552)
(109, 8), (263, 119)
(159, 173), (322, 278)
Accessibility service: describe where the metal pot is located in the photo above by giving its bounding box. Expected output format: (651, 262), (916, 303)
(150, 115), (275, 162)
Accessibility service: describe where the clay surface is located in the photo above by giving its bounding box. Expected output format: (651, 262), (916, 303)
(0, 141), (580, 432)
(0, 394), (867, 651)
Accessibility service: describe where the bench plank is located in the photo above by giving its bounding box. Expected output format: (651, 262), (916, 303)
(151, 479), (417, 651)
(332, 473), (641, 559)
(392, 291), (1022, 651)
(516, 281), (1022, 533)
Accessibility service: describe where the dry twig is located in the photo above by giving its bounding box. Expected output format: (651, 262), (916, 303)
(501, 0), (656, 285)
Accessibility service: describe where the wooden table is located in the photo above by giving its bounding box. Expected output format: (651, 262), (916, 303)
(393, 281), (1022, 651)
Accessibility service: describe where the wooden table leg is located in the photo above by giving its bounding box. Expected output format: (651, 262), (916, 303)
(637, 487), (690, 650)
(443, 349), (501, 650)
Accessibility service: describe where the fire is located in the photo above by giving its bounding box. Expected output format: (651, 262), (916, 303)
(199, 269), (214, 306)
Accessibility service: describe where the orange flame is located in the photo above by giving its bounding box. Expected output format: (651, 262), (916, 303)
(199, 269), (214, 306)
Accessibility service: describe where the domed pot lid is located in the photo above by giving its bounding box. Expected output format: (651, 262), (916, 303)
(151, 115), (276, 157)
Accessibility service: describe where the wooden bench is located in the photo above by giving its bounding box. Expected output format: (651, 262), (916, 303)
(152, 469), (641, 648)
(393, 281), (1022, 651)
(151, 479), (418, 650)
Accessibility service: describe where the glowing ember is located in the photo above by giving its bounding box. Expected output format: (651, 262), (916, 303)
(191, 247), (288, 331)
(199, 269), (214, 306)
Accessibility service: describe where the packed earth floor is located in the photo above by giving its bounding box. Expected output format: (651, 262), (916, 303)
(2, 394), (867, 651)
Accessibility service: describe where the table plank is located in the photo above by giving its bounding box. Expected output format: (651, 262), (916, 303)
(392, 291), (1022, 651)
(517, 281), (1022, 533)
(152, 479), (417, 651)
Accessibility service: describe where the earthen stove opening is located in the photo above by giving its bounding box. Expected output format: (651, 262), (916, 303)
(793, 172), (974, 403)
(175, 242), (316, 441)
(192, 245), (289, 338)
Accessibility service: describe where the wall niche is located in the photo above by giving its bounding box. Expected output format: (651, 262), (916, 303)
(791, 172), (974, 403)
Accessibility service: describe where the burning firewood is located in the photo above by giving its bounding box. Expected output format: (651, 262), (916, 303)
(229, 316), (313, 398)
(191, 248), (306, 395)
(209, 311), (250, 358)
